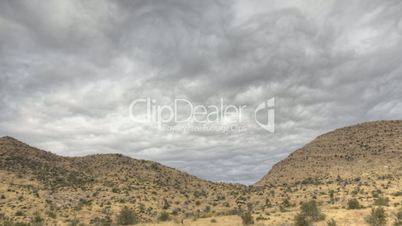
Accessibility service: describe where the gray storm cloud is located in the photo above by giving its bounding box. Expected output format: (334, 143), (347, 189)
(0, 0), (401, 184)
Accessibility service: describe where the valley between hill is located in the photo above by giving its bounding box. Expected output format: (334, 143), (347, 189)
(0, 120), (401, 225)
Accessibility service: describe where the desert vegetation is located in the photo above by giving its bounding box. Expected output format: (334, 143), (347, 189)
(0, 121), (401, 225)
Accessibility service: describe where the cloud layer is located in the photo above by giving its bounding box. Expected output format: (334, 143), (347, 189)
(1, 0), (402, 184)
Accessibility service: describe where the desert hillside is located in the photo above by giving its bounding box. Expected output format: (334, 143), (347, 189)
(245, 120), (402, 226)
(0, 136), (246, 225)
(256, 120), (402, 186)
(0, 121), (402, 225)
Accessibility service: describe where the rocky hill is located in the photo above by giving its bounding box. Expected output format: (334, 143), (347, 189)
(256, 120), (402, 186)
(1, 121), (402, 225)
(0, 136), (246, 225)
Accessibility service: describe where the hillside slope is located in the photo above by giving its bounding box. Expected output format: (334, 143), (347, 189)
(256, 120), (402, 186)
(0, 137), (245, 224)
(1, 120), (402, 225)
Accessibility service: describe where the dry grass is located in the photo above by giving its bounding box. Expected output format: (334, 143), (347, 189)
(0, 121), (401, 225)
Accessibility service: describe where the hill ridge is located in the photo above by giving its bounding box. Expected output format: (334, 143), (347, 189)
(0, 120), (401, 225)
(256, 120), (402, 186)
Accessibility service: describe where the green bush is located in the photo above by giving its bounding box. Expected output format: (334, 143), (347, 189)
(347, 199), (361, 209)
(365, 207), (387, 226)
(294, 213), (313, 226)
(240, 211), (254, 225)
(300, 200), (325, 221)
(294, 200), (325, 226)
(158, 212), (170, 222)
(117, 206), (139, 225)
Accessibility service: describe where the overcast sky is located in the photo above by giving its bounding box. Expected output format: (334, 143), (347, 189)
(1, 0), (402, 184)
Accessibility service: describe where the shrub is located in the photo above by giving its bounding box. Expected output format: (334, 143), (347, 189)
(117, 206), (139, 225)
(372, 190), (382, 199)
(327, 219), (337, 226)
(47, 211), (57, 219)
(294, 213), (313, 226)
(68, 218), (80, 226)
(4, 221), (30, 226)
(374, 197), (390, 206)
(111, 187), (120, 193)
(162, 198), (170, 209)
(329, 190), (335, 204)
(394, 210), (402, 226)
(256, 215), (266, 221)
(282, 198), (291, 208)
(210, 218), (217, 223)
(347, 199), (361, 209)
(158, 212), (170, 222)
(31, 212), (44, 226)
(240, 211), (254, 225)
(366, 207), (387, 226)
(392, 191), (402, 197)
(294, 200), (325, 226)
(15, 210), (24, 216)
(300, 200), (325, 221)
(90, 216), (113, 226)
